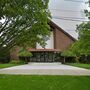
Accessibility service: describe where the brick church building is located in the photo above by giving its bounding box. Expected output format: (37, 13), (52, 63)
(11, 20), (76, 62)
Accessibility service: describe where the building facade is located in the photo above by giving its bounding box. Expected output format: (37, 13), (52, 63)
(10, 20), (76, 62)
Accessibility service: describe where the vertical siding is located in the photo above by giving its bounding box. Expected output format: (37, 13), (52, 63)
(54, 28), (74, 51)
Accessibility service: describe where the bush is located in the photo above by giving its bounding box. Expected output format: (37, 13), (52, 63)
(79, 55), (90, 64)
(61, 50), (76, 63)
(9, 60), (26, 64)
(60, 56), (76, 63)
(18, 49), (32, 57)
(19, 56), (30, 63)
(18, 48), (32, 63)
(0, 53), (10, 63)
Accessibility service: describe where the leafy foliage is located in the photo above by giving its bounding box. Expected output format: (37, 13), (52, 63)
(71, 22), (90, 55)
(64, 1), (90, 56)
(18, 48), (32, 57)
(9, 60), (25, 64)
(0, 0), (50, 56)
(61, 49), (75, 57)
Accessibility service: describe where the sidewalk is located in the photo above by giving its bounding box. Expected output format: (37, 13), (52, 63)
(0, 63), (90, 75)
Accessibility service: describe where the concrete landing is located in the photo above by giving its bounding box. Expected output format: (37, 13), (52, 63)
(0, 63), (90, 75)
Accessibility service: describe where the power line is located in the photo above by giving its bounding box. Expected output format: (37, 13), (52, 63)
(52, 16), (89, 22)
(52, 16), (86, 19)
(64, 0), (85, 3)
(50, 9), (84, 13)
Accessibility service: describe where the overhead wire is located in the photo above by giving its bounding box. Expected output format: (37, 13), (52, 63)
(49, 0), (88, 32)
(52, 16), (89, 22)
(52, 16), (86, 19)
(50, 9), (84, 13)
(64, 0), (85, 3)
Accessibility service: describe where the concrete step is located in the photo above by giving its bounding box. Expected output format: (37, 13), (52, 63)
(28, 62), (62, 66)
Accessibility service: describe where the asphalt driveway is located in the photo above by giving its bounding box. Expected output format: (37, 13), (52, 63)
(0, 63), (90, 75)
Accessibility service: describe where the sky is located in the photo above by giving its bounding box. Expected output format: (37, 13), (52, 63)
(0, 0), (88, 39)
(49, 0), (88, 39)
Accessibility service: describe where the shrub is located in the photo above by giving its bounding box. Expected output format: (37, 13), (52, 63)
(9, 60), (25, 64)
(18, 48), (32, 57)
(18, 48), (32, 63)
(61, 50), (76, 63)
(79, 55), (90, 64)
(0, 53), (10, 63)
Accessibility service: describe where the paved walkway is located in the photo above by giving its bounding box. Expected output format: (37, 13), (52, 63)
(0, 63), (90, 75)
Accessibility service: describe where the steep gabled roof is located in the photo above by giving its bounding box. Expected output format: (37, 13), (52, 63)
(49, 20), (76, 42)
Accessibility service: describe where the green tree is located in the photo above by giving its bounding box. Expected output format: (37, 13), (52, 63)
(69, 0), (90, 56)
(18, 48), (32, 63)
(62, 1), (90, 62)
(0, 0), (50, 56)
(73, 22), (90, 55)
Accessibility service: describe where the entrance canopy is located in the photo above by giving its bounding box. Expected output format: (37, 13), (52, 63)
(28, 49), (61, 52)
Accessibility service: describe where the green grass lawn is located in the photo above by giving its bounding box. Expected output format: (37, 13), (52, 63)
(0, 64), (22, 69)
(66, 63), (90, 69)
(0, 75), (90, 90)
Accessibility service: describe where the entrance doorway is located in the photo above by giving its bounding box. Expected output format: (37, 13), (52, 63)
(29, 51), (61, 62)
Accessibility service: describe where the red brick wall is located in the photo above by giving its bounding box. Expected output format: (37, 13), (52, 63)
(10, 47), (20, 60)
(54, 28), (74, 51)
